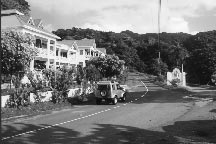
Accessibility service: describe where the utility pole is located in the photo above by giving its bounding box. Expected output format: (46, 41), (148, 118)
(158, 0), (161, 75)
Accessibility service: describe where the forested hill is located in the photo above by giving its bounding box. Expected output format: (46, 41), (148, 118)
(52, 28), (216, 84)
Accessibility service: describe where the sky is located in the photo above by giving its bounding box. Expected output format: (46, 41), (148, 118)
(27, 0), (216, 34)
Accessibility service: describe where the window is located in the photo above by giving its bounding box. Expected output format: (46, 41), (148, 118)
(79, 62), (83, 66)
(50, 40), (55, 44)
(112, 84), (116, 90)
(56, 50), (59, 56)
(60, 52), (67, 58)
(42, 40), (47, 48)
(80, 50), (83, 55)
(56, 62), (59, 65)
(36, 39), (42, 48)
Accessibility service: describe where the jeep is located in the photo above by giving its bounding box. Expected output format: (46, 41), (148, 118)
(95, 81), (127, 105)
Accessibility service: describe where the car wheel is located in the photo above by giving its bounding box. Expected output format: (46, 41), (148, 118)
(96, 98), (102, 105)
(112, 96), (118, 105)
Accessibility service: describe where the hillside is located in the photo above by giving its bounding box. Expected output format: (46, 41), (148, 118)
(52, 28), (216, 85)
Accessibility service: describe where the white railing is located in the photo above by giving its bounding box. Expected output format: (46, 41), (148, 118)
(57, 56), (68, 62)
(85, 55), (91, 59)
(49, 50), (55, 56)
(37, 48), (47, 57)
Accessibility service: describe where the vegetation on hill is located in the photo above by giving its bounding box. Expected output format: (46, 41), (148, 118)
(53, 28), (216, 85)
(1, 0), (31, 15)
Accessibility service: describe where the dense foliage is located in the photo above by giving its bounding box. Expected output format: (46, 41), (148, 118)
(53, 28), (216, 84)
(87, 55), (125, 78)
(1, 29), (38, 77)
(1, 0), (30, 15)
(184, 31), (216, 84)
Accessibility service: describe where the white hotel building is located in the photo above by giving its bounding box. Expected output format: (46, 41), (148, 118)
(1, 9), (106, 70)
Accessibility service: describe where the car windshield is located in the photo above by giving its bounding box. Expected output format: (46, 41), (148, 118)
(98, 85), (110, 90)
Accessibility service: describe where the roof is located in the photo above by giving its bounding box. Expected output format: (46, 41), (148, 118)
(58, 38), (96, 47)
(1, 9), (60, 39)
(97, 48), (106, 54)
(76, 38), (95, 46)
(33, 19), (42, 27)
(58, 40), (76, 47)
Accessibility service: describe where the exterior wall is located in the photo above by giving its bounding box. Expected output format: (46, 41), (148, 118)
(55, 43), (78, 68)
(75, 46), (105, 67)
(19, 28), (58, 70)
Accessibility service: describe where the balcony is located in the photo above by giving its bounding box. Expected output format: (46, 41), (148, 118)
(56, 56), (68, 62)
(37, 48), (47, 57)
(49, 50), (55, 57)
(85, 55), (92, 59)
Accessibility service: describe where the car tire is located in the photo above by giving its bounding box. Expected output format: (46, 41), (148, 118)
(112, 96), (118, 105)
(96, 98), (102, 105)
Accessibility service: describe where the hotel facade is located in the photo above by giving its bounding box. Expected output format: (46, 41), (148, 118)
(1, 9), (106, 70)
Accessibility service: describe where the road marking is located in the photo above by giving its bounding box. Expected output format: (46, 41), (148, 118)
(2, 80), (149, 141)
(141, 81), (149, 92)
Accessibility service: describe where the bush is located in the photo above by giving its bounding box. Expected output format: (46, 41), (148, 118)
(5, 88), (31, 108)
(155, 75), (165, 82)
(211, 72), (216, 85)
(43, 66), (76, 103)
(170, 78), (180, 87)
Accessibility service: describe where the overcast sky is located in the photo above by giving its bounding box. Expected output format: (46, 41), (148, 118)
(27, 0), (216, 34)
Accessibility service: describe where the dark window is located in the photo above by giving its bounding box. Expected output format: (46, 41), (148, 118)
(80, 50), (83, 55)
(36, 39), (42, 48)
(56, 50), (59, 56)
(50, 40), (55, 44)
(79, 62), (83, 66)
(42, 40), (47, 48)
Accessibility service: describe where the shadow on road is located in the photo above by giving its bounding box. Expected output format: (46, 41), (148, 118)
(210, 109), (216, 113)
(2, 119), (216, 144)
(163, 120), (216, 143)
(127, 89), (193, 104)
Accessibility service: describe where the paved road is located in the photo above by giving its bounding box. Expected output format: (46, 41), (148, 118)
(2, 73), (195, 144)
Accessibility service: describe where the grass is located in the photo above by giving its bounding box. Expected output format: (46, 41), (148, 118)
(1, 101), (73, 119)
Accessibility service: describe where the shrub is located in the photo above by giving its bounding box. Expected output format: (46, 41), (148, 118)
(211, 72), (216, 85)
(5, 88), (31, 108)
(44, 66), (76, 103)
(155, 75), (165, 82)
(170, 78), (180, 87)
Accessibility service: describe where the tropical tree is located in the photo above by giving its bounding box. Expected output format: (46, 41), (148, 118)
(1, 0), (31, 15)
(184, 31), (216, 84)
(1, 29), (38, 78)
(148, 58), (168, 76)
(85, 64), (102, 82)
(168, 41), (189, 69)
(87, 55), (125, 78)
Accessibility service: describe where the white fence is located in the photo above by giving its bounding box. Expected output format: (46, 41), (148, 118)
(1, 88), (84, 107)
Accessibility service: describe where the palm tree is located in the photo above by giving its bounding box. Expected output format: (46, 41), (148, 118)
(168, 41), (189, 70)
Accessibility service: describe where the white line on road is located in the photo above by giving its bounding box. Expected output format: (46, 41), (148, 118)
(141, 81), (149, 92)
(2, 80), (149, 141)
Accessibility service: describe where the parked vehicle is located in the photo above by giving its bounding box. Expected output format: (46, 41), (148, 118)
(95, 81), (127, 105)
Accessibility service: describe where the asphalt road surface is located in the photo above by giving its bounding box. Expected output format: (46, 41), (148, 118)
(1, 73), (214, 144)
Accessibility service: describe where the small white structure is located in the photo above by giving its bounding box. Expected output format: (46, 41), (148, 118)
(167, 68), (186, 86)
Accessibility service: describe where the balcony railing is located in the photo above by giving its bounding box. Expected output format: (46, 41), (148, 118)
(85, 55), (92, 59)
(37, 48), (47, 57)
(49, 50), (55, 56)
(56, 56), (68, 61)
